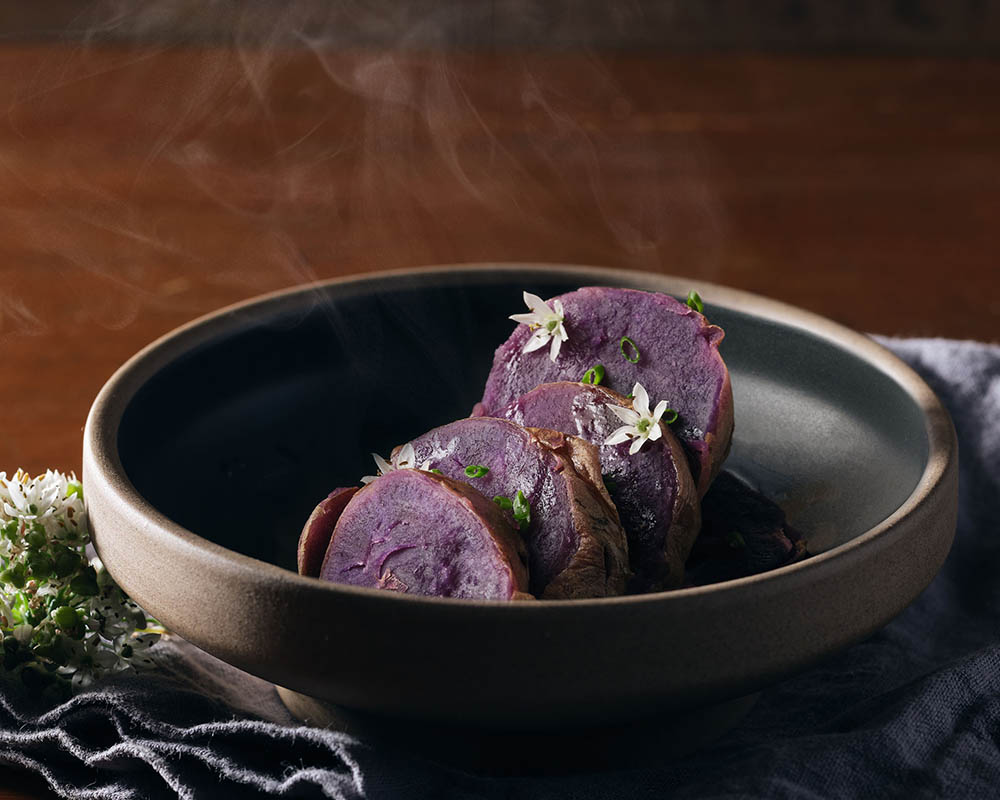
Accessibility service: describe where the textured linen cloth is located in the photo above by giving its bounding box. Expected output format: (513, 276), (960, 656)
(2, 336), (999, 799)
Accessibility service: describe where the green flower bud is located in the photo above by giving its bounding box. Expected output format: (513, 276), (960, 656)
(27, 554), (53, 581)
(52, 606), (79, 630)
(2, 565), (27, 589)
(2, 520), (18, 541)
(53, 550), (81, 579)
(25, 530), (47, 550)
(69, 569), (99, 597)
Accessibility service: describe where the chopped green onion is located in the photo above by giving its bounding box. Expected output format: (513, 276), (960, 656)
(493, 495), (513, 510)
(464, 464), (490, 478)
(512, 490), (531, 528)
(662, 408), (679, 425)
(686, 290), (704, 314)
(429, 468), (443, 475)
(581, 364), (605, 386)
(619, 336), (640, 364)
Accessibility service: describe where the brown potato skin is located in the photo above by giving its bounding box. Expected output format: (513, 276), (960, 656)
(526, 427), (630, 599)
(297, 487), (359, 577)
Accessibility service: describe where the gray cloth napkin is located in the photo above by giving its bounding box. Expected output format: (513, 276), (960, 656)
(2, 336), (999, 799)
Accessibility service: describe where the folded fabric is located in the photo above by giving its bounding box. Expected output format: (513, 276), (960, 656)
(1, 336), (998, 799)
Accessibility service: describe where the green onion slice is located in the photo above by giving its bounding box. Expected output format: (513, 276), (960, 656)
(464, 464), (490, 478)
(493, 495), (513, 510)
(512, 490), (531, 527)
(581, 364), (606, 385)
(686, 290), (704, 314)
(662, 408), (679, 425)
(619, 336), (640, 364)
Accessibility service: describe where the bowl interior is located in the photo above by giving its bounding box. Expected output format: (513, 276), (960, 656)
(118, 271), (929, 573)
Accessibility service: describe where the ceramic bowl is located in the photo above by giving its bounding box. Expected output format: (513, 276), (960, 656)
(83, 264), (957, 736)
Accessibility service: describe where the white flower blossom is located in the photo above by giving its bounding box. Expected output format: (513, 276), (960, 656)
(604, 382), (674, 455)
(360, 443), (431, 484)
(1, 468), (159, 693)
(509, 291), (568, 362)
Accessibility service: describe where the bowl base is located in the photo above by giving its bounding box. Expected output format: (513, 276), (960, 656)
(276, 686), (758, 774)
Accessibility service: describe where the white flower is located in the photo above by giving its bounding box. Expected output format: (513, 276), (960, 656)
(360, 443), (431, 484)
(0, 469), (86, 544)
(509, 291), (568, 362)
(12, 622), (33, 645)
(603, 382), (674, 455)
(0, 469), (60, 522)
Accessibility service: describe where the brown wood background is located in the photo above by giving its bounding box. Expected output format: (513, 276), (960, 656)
(1, 36), (998, 799)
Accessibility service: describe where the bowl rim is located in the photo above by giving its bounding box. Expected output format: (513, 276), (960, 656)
(84, 262), (957, 610)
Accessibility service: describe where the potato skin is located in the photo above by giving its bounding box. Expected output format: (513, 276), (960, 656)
(297, 487), (359, 578)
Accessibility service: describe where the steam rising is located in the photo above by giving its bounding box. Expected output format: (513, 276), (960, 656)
(2, 2), (725, 340)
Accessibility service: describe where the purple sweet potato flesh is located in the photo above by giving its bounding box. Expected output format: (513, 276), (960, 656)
(397, 417), (629, 599)
(479, 286), (733, 496)
(498, 381), (700, 591)
(297, 487), (359, 578)
(319, 469), (530, 600)
(686, 470), (809, 586)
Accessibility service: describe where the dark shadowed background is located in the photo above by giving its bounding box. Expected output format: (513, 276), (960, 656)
(1, 3), (998, 795)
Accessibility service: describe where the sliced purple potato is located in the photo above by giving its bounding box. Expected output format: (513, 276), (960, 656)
(686, 470), (809, 586)
(479, 286), (734, 496)
(498, 381), (700, 592)
(297, 487), (359, 578)
(319, 469), (530, 601)
(396, 417), (629, 599)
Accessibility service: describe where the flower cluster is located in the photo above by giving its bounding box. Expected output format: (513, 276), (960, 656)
(0, 469), (162, 698)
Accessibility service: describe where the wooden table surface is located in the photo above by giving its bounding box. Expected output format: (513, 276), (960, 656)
(1, 42), (998, 798)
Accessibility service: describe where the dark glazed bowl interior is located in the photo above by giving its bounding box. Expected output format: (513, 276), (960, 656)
(87, 264), (957, 729)
(118, 273), (925, 567)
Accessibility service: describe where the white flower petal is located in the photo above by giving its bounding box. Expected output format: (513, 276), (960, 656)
(557, 322), (569, 342)
(651, 399), (669, 423)
(629, 437), (646, 455)
(647, 423), (663, 442)
(372, 453), (392, 476)
(360, 475), (377, 485)
(509, 312), (539, 324)
(608, 405), (640, 426)
(548, 334), (562, 362)
(523, 291), (550, 315)
(522, 329), (550, 353)
(603, 426), (634, 446)
(396, 443), (416, 469)
(553, 298), (564, 317)
(12, 623), (33, 645)
(631, 383), (651, 417)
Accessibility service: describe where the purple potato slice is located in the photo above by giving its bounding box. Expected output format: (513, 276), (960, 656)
(297, 486), (359, 577)
(396, 417), (629, 599)
(497, 381), (700, 592)
(479, 286), (734, 496)
(319, 469), (530, 600)
(686, 470), (809, 585)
